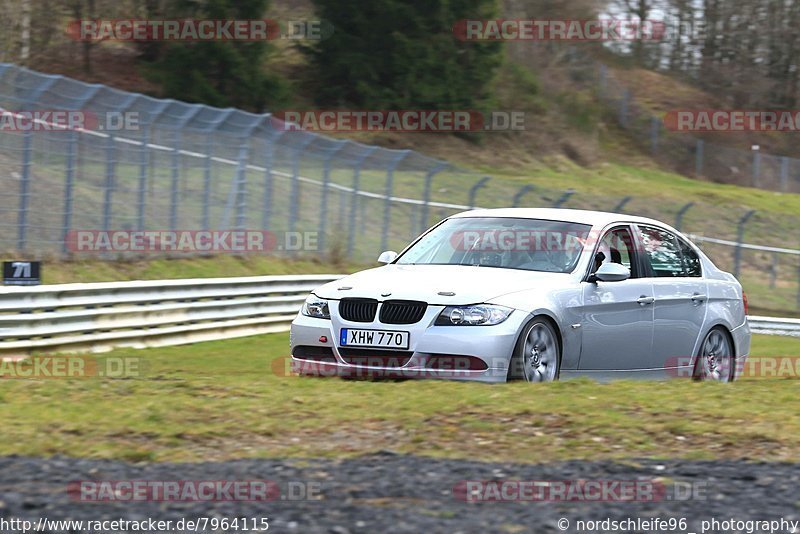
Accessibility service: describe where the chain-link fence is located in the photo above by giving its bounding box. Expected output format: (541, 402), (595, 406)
(1, 62), (799, 312)
(599, 64), (800, 194)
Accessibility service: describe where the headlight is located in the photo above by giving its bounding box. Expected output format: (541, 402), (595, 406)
(434, 304), (512, 326)
(301, 294), (330, 319)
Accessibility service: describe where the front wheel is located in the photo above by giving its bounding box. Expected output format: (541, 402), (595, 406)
(507, 318), (561, 382)
(693, 327), (735, 382)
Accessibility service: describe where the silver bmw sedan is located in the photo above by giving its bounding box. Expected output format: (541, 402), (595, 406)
(290, 208), (751, 382)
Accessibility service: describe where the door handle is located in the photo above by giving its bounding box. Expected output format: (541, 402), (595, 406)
(691, 293), (707, 304)
(637, 296), (655, 305)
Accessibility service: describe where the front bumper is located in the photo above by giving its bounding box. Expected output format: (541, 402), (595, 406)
(289, 308), (528, 383)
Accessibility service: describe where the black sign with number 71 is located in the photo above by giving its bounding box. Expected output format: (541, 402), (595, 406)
(3, 261), (41, 286)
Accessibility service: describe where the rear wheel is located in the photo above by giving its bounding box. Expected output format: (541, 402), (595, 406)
(693, 327), (734, 382)
(507, 318), (561, 382)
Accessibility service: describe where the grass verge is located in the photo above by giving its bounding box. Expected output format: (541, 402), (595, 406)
(0, 333), (798, 463)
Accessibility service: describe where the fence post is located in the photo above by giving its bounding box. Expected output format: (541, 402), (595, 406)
(419, 162), (448, 235)
(289, 136), (315, 235)
(16, 129), (33, 252)
(201, 134), (213, 230)
(262, 131), (285, 232)
(553, 189), (575, 208)
(797, 258), (800, 310)
(733, 210), (756, 279)
(169, 131), (181, 230)
(614, 196), (632, 212)
(380, 151), (410, 253)
(136, 126), (149, 231)
(650, 116), (659, 155)
(512, 185), (535, 207)
(780, 156), (789, 193)
(751, 146), (761, 188)
(61, 131), (77, 255)
(695, 139), (704, 177)
(598, 64), (607, 99)
(102, 134), (116, 232)
(318, 140), (348, 255)
(619, 89), (630, 128)
(769, 253), (778, 289)
(347, 147), (376, 258)
(234, 142), (249, 230)
(468, 176), (490, 209)
(675, 202), (694, 231)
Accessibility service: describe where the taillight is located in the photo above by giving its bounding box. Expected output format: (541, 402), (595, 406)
(742, 292), (749, 315)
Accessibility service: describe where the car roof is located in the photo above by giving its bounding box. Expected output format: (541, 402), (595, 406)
(449, 207), (671, 229)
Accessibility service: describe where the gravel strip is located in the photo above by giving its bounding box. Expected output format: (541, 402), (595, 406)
(1, 453), (799, 533)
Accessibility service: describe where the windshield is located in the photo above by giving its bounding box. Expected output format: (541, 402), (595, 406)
(396, 217), (592, 273)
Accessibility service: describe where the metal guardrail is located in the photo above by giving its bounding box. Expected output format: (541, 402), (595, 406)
(748, 316), (800, 337)
(0, 276), (795, 356)
(0, 274), (342, 354)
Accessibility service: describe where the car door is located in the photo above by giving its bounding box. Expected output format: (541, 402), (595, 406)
(578, 225), (655, 371)
(636, 225), (708, 372)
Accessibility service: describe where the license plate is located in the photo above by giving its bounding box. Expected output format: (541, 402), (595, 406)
(340, 328), (409, 349)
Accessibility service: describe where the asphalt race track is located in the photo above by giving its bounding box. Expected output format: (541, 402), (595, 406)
(2, 453), (798, 533)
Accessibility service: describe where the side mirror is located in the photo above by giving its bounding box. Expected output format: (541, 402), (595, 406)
(377, 250), (398, 264)
(589, 262), (630, 283)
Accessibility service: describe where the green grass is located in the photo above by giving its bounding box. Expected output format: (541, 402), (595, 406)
(1, 333), (798, 463)
(37, 255), (364, 284)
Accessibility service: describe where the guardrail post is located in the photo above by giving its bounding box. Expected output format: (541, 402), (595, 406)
(347, 147), (376, 258)
(318, 140), (347, 255)
(614, 196), (632, 212)
(553, 189), (575, 208)
(512, 185), (535, 207)
(419, 162), (448, 236)
(61, 131), (77, 255)
(102, 134), (116, 232)
(733, 210), (756, 279)
(380, 151), (410, 253)
(468, 176), (490, 210)
(695, 140), (704, 177)
(16, 129), (33, 252)
(675, 202), (694, 231)
(136, 126), (149, 231)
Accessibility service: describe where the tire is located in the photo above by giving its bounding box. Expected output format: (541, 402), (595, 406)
(692, 326), (735, 382)
(507, 317), (561, 382)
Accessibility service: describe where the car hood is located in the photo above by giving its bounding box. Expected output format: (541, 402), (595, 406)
(314, 264), (572, 305)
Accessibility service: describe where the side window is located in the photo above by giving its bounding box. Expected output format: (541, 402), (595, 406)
(638, 226), (684, 277)
(677, 237), (702, 277)
(594, 227), (638, 278)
